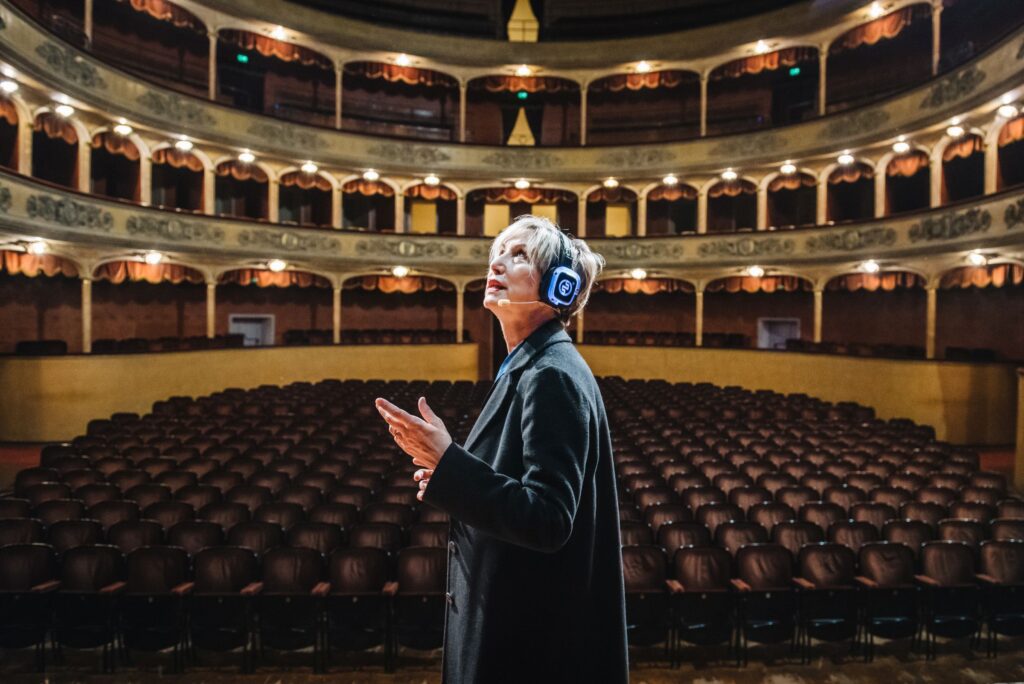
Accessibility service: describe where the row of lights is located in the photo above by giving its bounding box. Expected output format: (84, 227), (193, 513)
(732, 251), (990, 282)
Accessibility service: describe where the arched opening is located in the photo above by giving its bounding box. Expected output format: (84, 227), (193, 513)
(707, 47), (819, 135)
(217, 29), (334, 127)
(705, 275), (813, 350)
(8, 0), (85, 46)
(342, 62), (459, 141)
(340, 275), (457, 345)
(941, 135), (984, 202)
(997, 116), (1024, 189)
(767, 172), (816, 228)
(646, 184), (698, 235)
(940, 0), (1024, 72)
(586, 186), (637, 238)
(91, 0), (207, 98)
(885, 150), (930, 215)
(32, 111), (78, 188)
(215, 160), (269, 220)
(827, 163), (874, 223)
(827, 4), (932, 113)
(0, 96), (18, 170)
(585, 278), (696, 346)
(342, 179), (395, 231)
(823, 271), (926, 357)
(0, 250), (80, 354)
(465, 187), (577, 237)
(90, 131), (140, 202)
(90, 260), (206, 352)
(151, 147), (204, 212)
(707, 179), (756, 232)
(465, 75), (580, 146)
(279, 170), (332, 228)
(404, 184), (457, 234)
(586, 70), (700, 144)
(218, 268), (332, 346)
(938, 263), (1024, 361)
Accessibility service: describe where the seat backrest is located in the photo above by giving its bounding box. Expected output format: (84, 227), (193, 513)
(348, 522), (404, 552)
(748, 502), (795, 534)
(681, 486), (725, 513)
(798, 542), (855, 587)
(0, 498), (32, 519)
(644, 503), (691, 535)
(198, 501), (251, 529)
(998, 498), (1024, 520)
(850, 502), (897, 531)
(126, 545), (189, 593)
(287, 521), (344, 554)
(657, 521), (711, 551)
(673, 546), (731, 591)
(144, 501), (196, 531)
(771, 521), (824, 559)
(193, 546), (259, 593)
(329, 486), (373, 510)
(225, 484), (274, 513)
(991, 518), (1024, 542)
(980, 540), (1024, 585)
(60, 544), (124, 591)
(948, 501), (996, 524)
(900, 501), (947, 527)
(828, 520), (879, 553)
(167, 520), (226, 556)
(107, 520), (163, 554)
(278, 485), (323, 512)
(0, 517), (45, 546)
(859, 541), (915, 587)
(799, 502), (845, 531)
(621, 545), (667, 592)
(362, 502), (416, 529)
(124, 484), (172, 511)
(920, 541), (976, 585)
(715, 521), (768, 556)
(175, 484), (221, 511)
(0, 543), (56, 590)
(329, 547), (389, 594)
(88, 500), (141, 530)
(397, 546), (448, 594)
(253, 502), (305, 531)
(309, 502), (358, 529)
(261, 546), (324, 593)
(882, 519), (934, 556)
(227, 521), (284, 555)
(696, 503), (743, 537)
(776, 486), (817, 512)
(736, 543), (792, 590)
(409, 522), (449, 548)
(23, 482), (72, 506)
(47, 519), (103, 553)
(938, 519), (985, 548)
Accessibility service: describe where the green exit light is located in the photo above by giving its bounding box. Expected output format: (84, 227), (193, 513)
(517, 90), (528, 100)
(236, 53), (249, 64)
(788, 66), (801, 77)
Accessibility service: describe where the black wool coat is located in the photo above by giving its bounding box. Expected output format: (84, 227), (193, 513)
(423, 318), (629, 684)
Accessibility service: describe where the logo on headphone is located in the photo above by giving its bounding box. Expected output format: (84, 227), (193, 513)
(558, 279), (574, 297)
(546, 266), (581, 308)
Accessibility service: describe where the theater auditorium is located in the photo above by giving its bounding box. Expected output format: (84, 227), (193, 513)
(0, 0), (1022, 681)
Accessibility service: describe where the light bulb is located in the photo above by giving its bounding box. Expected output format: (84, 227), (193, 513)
(754, 40), (769, 54)
(0, 80), (18, 94)
(966, 251), (988, 266)
(515, 64), (532, 77)
(174, 139), (193, 151)
(998, 104), (1019, 119)
(113, 123), (133, 136)
(144, 251), (163, 265)
(892, 140), (910, 154)
(868, 2), (885, 19)
(395, 53), (411, 67)
(423, 174), (440, 186)
(54, 103), (74, 117)
(603, 178), (619, 188)
(662, 174), (678, 186)
(238, 151), (255, 163)
(629, 268), (647, 280)
(26, 240), (47, 255)
(635, 61), (652, 74)
(861, 259), (880, 273)
(514, 178), (530, 190)
(946, 124), (965, 138)
(362, 169), (380, 181)
(267, 259), (287, 272)
(270, 26), (287, 39)
(747, 265), (765, 278)
(837, 153), (855, 165)
(392, 265), (410, 278)
(779, 163), (797, 175)
(721, 169), (738, 181)
(301, 161), (318, 174)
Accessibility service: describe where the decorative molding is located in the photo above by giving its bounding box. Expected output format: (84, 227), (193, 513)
(709, 134), (786, 157)
(1005, 198), (1024, 230)
(238, 228), (340, 252)
(136, 92), (215, 126)
(600, 242), (684, 260)
(34, 42), (106, 89)
(480, 150), (562, 170)
(366, 142), (452, 166)
(818, 109), (890, 140)
(26, 194), (113, 231)
(805, 226), (897, 253)
(247, 122), (324, 149)
(919, 66), (986, 110)
(126, 215), (224, 243)
(355, 238), (458, 259)
(908, 207), (991, 242)
(595, 147), (676, 168)
(0, 184), (11, 213)
(697, 236), (795, 258)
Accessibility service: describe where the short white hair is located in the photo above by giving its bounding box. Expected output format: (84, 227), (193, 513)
(489, 214), (604, 322)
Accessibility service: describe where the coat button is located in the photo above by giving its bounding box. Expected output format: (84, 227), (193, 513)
(448, 541), (457, 554)
(445, 592), (454, 606)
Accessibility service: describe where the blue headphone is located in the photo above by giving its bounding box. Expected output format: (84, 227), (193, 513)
(538, 232), (582, 310)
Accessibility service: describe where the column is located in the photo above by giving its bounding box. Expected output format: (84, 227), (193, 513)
(929, 154), (942, 208)
(334, 65), (343, 130)
(695, 287), (704, 347)
(139, 152), (152, 205)
(77, 136), (90, 193)
(332, 286), (342, 344)
(84, 0), (93, 45)
(395, 191), (406, 233)
(458, 81), (468, 143)
(818, 46), (828, 116)
(1015, 369), (1024, 489)
(816, 177), (828, 225)
(925, 285), (937, 359)
(456, 194), (466, 235)
(696, 189), (708, 234)
(699, 73), (709, 137)
(931, 1), (942, 76)
(205, 282), (216, 338)
(267, 177), (279, 223)
(637, 194), (647, 237)
(203, 164), (215, 214)
(756, 185), (768, 230)
(331, 184), (342, 229)
(813, 288), (823, 343)
(455, 285), (465, 343)
(81, 278), (92, 354)
(575, 310), (584, 344)
(17, 114), (31, 175)
(874, 168), (886, 218)
(207, 31), (218, 101)
(577, 196), (587, 237)
(579, 85), (588, 146)
(984, 139), (998, 194)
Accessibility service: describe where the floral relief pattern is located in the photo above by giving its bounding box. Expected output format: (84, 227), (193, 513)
(27, 195), (113, 231)
(126, 215), (224, 243)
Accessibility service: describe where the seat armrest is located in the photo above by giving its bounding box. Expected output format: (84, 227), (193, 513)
(793, 577), (815, 590)
(99, 581), (126, 595)
(915, 574), (940, 587)
(854, 576), (878, 589)
(382, 581), (399, 597)
(240, 581), (263, 596)
(171, 582), (195, 596)
(31, 580), (60, 593)
(312, 582), (331, 597)
(976, 574), (1000, 585)
(665, 579), (685, 594)
(730, 578), (752, 592)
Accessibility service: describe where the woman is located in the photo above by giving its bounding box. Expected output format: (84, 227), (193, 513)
(375, 215), (628, 683)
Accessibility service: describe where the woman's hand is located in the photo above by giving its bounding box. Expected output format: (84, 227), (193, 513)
(414, 468), (433, 502)
(375, 396), (452, 471)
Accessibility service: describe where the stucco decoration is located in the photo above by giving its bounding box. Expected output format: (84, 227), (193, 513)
(27, 195), (113, 231)
(126, 215), (225, 244)
(239, 228), (340, 252)
(908, 207), (991, 242)
(697, 236), (795, 258)
(35, 42), (106, 89)
(365, 142), (452, 166)
(137, 92), (215, 127)
(480, 150), (562, 170)
(805, 226), (897, 253)
(355, 238), (458, 259)
(919, 66), (986, 110)
(818, 109), (890, 141)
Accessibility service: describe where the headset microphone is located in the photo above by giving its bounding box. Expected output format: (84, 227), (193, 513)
(497, 299), (544, 307)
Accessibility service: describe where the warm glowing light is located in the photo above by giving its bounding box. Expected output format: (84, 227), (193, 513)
(144, 251), (163, 265)
(754, 40), (770, 54)
(998, 104), (1019, 119)
(635, 60), (652, 74)
(0, 80), (18, 94)
(174, 139), (193, 151)
(721, 169), (738, 181)
(946, 124), (965, 138)
(629, 268), (647, 280)
(861, 259), (880, 273)
(395, 53), (411, 67)
(779, 163), (797, 175)
(603, 178), (619, 188)
(837, 152), (855, 165)
(238, 151), (255, 163)
(26, 240), (47, 255)
(270, 25), (287, 40)
(301, 161), (318, 174)
(514, 178), (530, 190)
(662, 174), (678, 186)
(423, 174), (440, 186)
(392, 265), (410, 278)
(113, 123), (133, 136)
(892, 140), (910, 154)
(966, 251), (988, 266)
(362, 169), (380, 181)
(267, 259), (287, 272)
(868, 2), (885, 19)
(54, 103), (74, 117)
(515, 64), (532, 77)
(746, 265), (765, 278)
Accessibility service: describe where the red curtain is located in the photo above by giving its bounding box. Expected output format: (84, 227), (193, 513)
(587, 187), (637, 203)
(712, 47), (817, 80)
(827, 272), (924, 291)
(0, 97), (17, 126)
(344, 275), (454, 294)
(648, 184), (698, 201)
(939, 264), (1024, 289)
(1, 250), (78, 277)
(94, 261), (203, 284)
(34, 112), (77, 144)
(220, 269), (330, 288)
(769, 174), (816, 192)
(596, 278), (694, 294)
(344, 62), (456, 88)
(152, 147), (203, 172)
(343, 180), (394, 197)
(220, 29), (332, 70)
(943, 135), (983, 161)
(831, 6), (919, 53)
(91, 132), (140, 161)
(116, 0), (204, 31)
(999, 117), (1024, 147)
(829, 164), (874, 184)
(708, 179), (756, 198)
(588, 70), (693, 93)
(477, 76), (578, 94)
(707, 276), (811, 293)
(406, 184), (457, 201)
(887, 151), (929, 177)
(216, 160), (268, 183)
(478, 187), (575, 204)
(280, 171), (331, 192)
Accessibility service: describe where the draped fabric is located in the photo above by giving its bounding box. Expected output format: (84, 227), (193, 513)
(34, 112), (77, 144)
(943, 135), (984, 161)
(344, 275), (454, 294)
(647, 184), (698, 201)
(998, 117), (1024, 147)
(769, 173), (816, 192)
(478, 187), (575, 204)
(406, 184), (457, 201)
(116, 0), (204, 32)
(344, 61), (457, 88)
(94, 260), (203, 285)
(476, 76), (578, 94)
(887, 150), (929, 177)
(707, 276), (811, 293)
(343, 180), (394, 197)
(827, 272), (924, 291)
(588, 70), (693, 93)
(1, 250), (78, 278)
(829, 164), (874, 184)
(831, 6), (920, 54)
(587, 187), (637, 203)
(91, 132), (140, 161)
(220, 29), (332, 70)
(216, 160), (268, 183)
(0, 97), (17, 126)
(220, 269), (330, 288)
(152, 147), (203, 172)
(939, 264), (1024, 289)
(708, 179), (756, 198)
(595, 278), (694, 294)
(280, 171), (331, 192)
(711, 47), (817, 80)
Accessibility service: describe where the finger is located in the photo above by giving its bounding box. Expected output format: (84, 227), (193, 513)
(418, 397), (444, 428)
(419, 479), (429, 491)
(375, 398), (416, 429)
(412, 457), (430, 468)
(416, 490), (424, 502)
(413, 469), (434, 481)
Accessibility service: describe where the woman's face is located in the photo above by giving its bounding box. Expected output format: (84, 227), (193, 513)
(483, 237), (542, 313)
